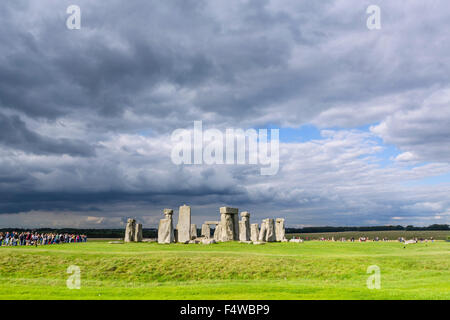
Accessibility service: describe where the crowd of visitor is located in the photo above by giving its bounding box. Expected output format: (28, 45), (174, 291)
(291, 236), (434, 242)
(0, 231), (87, 247)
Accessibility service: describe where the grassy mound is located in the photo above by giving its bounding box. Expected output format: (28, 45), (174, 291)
(0, 241), (448, 299)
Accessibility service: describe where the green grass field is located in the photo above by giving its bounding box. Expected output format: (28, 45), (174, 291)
(0, 240), (449, 300)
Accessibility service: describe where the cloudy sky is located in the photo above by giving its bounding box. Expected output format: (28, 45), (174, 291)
(1, 0), (449, 228)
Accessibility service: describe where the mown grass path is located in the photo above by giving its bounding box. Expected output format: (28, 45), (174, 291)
(0, 241), (448, 299)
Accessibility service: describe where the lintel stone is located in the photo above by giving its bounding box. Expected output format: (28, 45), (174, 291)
(219, 207), (238, 214)
(204, 221), (219, 225)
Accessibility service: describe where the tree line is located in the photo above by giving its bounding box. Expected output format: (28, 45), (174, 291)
(1, 224), (447, 238)
(286, 224), (449, 234)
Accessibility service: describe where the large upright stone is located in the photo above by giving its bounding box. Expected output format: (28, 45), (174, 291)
(258, 219), (268, 242)
(213, 224), (222, 241)
(250, 223), (259, 242)
(134, 223), (143, 242)
(233, 212), (239, 240)
(258, 218), (276, 242)
(218, 207), (238, 241)
(201, 223), (210, 238)
(266, 218), (276, 242)
(158, 209), (174, 244)
(124, 218), (136, 243)
(190, 224), (197, 239)
(239, 211), (251, 241)
(275, 218), (286, 241)
(177, 205), (191, 243)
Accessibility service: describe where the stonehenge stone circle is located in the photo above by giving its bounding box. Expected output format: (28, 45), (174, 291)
(275, 218), (286, 241)
(239, 211), (251, 242)
(153, 204), (287, 244)
(177, 205), (191, 243)
(124, 218), (136, 243)
(134, 223), (143, 242)
(250, 223), (259, 242)
(158, 209), (175, 244)
(190, 224), (197, 239)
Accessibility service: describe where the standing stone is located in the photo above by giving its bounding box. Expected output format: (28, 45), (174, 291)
(158, 209), (174, 244)
(190, 224), (197, 239)
(258, 219), (268, 242)
(177, 205), (191, 243)
(201, 224), (210, 238)
(213, 224), (222, 241)
(275, 218), (286, 241)
(218, 207), (238, 241)
(221, 213), (234, 241)
(134, 223), (143, 242)
(124, 218), (136, 243)
(239, 211), (251, 242)
(250, 223), (259, 242)
(233, 212), (239, 240)
(266, 218), (276, 242)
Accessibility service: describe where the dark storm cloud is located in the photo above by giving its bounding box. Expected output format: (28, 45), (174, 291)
(0, 113), (95, 156)
(1, 0), (448, 130)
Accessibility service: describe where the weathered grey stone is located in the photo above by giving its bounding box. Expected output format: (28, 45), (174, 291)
(201, 238), (217, 245)
(134, 223), (143, 242)
(177, 205), (191, 243)
(124, 218), (136, 243)
(201, 223), (210, 238)
(258, 219), (268, 242)
(204, 221), (219, 225)
(239, 240), (252, 244)
(158, 209), (174, 244)
(219, 207), (238, 214)
(239, 211), (251, 241)
(233, 213), (239, 240)
(220, 212), (234, 241)
(252, 241), (266, 245)
(213, 224), (222, 241)
(257, 218), (276, 242)
(275, 218), (286, 241)
(250, 223), (259, 242)
(190, 224), (197, 239)
(218, 207), (239, 242)
(266, 218), (276, 242)
(289, 238), (303, 243)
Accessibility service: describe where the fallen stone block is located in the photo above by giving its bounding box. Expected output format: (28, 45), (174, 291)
(252, 241), (266, 245)
(201, 238), (217, 245)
